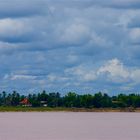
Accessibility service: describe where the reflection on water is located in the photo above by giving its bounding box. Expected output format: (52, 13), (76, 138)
(0, 112), (139, 140)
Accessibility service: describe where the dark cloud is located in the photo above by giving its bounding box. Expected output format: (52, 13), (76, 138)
(47, 0), (140, 9)
(0, 0), (140, 94)
(90, 0), (140, 9)
(0, 0), (48, 18)
(128, 18), (140, 28)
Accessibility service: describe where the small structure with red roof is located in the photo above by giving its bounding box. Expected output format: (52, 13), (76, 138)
(20, 98), (32, 107)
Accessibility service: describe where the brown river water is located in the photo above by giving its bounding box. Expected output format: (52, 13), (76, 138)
(0, 112), (139, 140)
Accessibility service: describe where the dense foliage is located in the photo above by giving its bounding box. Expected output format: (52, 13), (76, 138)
(0, 90), (140, 108)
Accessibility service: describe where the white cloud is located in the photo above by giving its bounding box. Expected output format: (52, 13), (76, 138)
(131, 69), (140, 83)
(65, 65), (97, 82)
(98, 58), (130, 82)
(90, 32), (109, 47)
(47, 74), (69, 82)
(57, 23), (90, 45)
(0, 18), (33, 38)
(67, 54), (78, 63)
(4, 74), (36, 80)
(65, 58), (139, 84)
(129, 28), (140, 43)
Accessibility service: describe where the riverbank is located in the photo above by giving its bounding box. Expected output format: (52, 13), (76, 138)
(0, 106), (140, 112)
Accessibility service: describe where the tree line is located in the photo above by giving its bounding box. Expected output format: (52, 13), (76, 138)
(0, 90), (140, 108)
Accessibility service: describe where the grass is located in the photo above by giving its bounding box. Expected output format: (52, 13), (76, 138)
(0, 106), (139, 112)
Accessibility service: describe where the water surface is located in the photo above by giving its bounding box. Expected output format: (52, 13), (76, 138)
(0, 112), (139, 140)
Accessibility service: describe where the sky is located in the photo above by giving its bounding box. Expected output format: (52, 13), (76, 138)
(0, 0), (140, 95)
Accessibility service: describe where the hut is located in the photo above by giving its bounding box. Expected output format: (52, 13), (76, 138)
(20, 98), (32, 107)
(40, 101), (47, 107)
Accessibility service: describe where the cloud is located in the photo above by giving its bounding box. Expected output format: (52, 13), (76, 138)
(47, 74), (69, 83)
(0, 0), (47, 18)
(4, 74), (37, 80)
(128, 16), (140, 28)
(98, 58), (130, 83)
(65, 58), (131, 84)
(131, 70), (140, 83)
(129, 28), (140, 43)
(58, 23), (90, 46)
(0, 18), (33, 42)
(0, 0), (140, 94)
(47, 0), (140, 9)
(65, 65), (97, 82)
(90, 0), (140, 9)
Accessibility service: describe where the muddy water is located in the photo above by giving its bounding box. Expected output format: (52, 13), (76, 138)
(0, 112), (139, 140)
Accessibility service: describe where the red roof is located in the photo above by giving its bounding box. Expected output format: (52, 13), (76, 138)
(20, 98), (30, 104)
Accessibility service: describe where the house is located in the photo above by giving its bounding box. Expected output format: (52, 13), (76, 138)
(40, 101), (47, 107)
(20, 98), (32, 107)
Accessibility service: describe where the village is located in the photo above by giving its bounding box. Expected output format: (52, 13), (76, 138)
(20, 98), (47, 107)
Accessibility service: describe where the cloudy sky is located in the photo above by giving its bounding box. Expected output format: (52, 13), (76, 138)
(0, 0), (140, 94)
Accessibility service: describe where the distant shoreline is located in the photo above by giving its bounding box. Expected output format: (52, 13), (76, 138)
(0, 107), (140, 112)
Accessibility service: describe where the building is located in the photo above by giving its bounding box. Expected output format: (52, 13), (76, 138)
(40, 101), (47, 107)
(20, 98), (32, 107)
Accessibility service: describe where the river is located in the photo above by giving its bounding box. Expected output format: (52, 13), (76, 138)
(0, 112), (139, 140)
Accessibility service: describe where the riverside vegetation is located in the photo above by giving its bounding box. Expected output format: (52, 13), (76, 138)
(0, 90), (140, 112)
